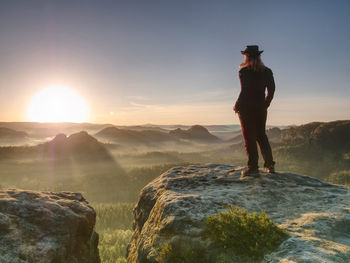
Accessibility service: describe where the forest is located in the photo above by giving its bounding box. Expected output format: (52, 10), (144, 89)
(0, 120), (349, 262)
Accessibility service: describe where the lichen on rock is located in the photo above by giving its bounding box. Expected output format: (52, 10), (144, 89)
(0, 189), (100, 263)
(127, 164), (350, 263)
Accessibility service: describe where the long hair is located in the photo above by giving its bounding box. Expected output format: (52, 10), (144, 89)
(239, 54), (265, 72)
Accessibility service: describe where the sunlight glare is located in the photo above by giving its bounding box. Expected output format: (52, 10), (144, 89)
(28, 86), (88, 122)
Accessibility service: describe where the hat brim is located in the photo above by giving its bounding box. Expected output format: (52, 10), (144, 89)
(241, 50), (264, 55)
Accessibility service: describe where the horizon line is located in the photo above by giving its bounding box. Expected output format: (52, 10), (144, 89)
(2, 120), (348, 127)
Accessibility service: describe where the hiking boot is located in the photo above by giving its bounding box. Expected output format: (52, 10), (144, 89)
(265, 165), (275, 174)
(241, 167), (259, 177)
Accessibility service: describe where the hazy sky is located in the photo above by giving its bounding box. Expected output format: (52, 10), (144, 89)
(1, 0), (350, 125)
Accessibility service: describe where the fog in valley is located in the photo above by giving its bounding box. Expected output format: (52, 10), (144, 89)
(1, 121), (350, 262)
(1, 121), (349, 204)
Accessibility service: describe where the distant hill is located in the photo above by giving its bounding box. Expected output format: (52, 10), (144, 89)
(279, 120), (350, 149)
(0, 122), (243, 141)
(0, 127), (27, 139)
(114, 125), (169, 133)
(96, 125), (222, 146)
(138, 124), (241, 140)
(204, 124), (241, 132)
(0, 131), (114, 163)
(226, 134), (243, 144)
(95, 127), (179, 146)
(41, 131), (113, 162)
(0, 122), (114, 138)
(226, 121), (350, 148)
(169, 125), (221, 143)
(226, 127), (282, 144)
(140, 123), (241, 131)
(309, 120), (350, 149)
(0, 127), (28, 146)
(272, 120), (350, 181)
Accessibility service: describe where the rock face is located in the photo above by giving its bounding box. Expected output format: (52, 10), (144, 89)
(0, 189), (99, 263)
(127, 164), (350, 263)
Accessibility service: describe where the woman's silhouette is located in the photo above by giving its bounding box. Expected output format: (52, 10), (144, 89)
(234, 45), (275, 177)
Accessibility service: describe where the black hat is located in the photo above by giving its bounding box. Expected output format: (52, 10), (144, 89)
(241, 45), (264, 56)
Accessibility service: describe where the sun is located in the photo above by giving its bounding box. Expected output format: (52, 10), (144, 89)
(28, 86), (89, 123)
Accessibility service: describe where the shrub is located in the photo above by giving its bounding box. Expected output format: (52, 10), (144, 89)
(93, 203), (134, 263)
(204, 205), (287, 259)
(156, 238), (210, 263)
(156, 206), (286, 263)
(99, 229), (133, 263)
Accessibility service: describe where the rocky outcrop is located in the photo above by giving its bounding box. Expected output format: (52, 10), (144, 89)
(0, 189), (99, 263)
(127, 164), (350, 263)
(42, 131), (114, 162)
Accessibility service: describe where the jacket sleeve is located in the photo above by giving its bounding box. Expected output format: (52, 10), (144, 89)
(265, 68), (275, 107)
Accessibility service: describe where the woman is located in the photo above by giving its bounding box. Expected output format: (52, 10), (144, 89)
(234, 45), (275, 177)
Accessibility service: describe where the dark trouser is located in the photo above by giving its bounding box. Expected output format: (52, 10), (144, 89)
(238, 108), (275, 169)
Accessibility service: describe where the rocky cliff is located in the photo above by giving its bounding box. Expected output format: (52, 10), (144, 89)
(0, 189), (99, 263)
(127, 164), (350, 263)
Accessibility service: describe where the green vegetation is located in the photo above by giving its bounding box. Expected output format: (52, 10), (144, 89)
(273, 142), (350, 180)
(93, 203), (134, 232)
(272, 120), (350, 181)
(156, 206), (286, 263)
(1, 121), (349, 262)
(99, 229), (132, 263)
(92, 203), (134, 263)
(157, 239), (209, 263)
(326, 170), (350, 186)
(0, 161), (193, 203)
(204, 205), (286, 260)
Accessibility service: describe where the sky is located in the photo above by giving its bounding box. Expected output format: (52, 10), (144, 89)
(0, 0), (350, 125)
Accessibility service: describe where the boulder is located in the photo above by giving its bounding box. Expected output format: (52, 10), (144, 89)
(0, 189), (99, 263)
(127, 164), (350, 263)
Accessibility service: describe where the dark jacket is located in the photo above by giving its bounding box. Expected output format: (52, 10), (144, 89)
(234, 66), (275, 112)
